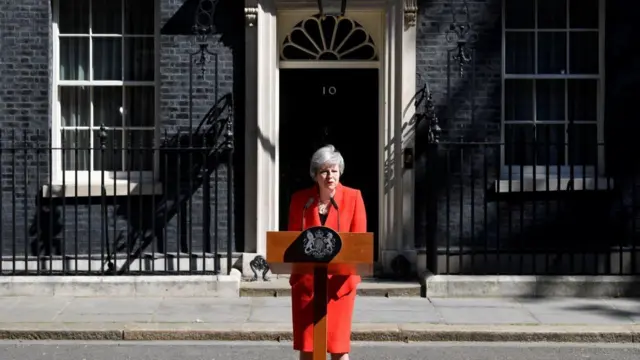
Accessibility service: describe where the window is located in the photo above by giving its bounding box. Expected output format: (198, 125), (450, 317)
(501, 0), (604, 181)
(53, 0), (157, 184)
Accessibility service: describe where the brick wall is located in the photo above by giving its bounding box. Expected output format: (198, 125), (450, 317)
(415, 0), (640, 275)
(414, 0), (502, 254)
(0, 0), (244, 269)
(158, 0), (241, 255)
(0, 0), (52, 259)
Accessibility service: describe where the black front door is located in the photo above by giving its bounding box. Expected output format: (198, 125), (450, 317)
(279, 68), (379, 259)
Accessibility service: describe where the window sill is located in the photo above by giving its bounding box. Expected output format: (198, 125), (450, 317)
(42, 182), (164, 198)
(494, 176), (615, 193)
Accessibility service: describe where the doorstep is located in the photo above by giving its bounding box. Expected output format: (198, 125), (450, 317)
(240, 277), (423, 297)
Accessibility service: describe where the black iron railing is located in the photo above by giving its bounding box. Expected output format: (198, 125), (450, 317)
(423, 140), (640, 275)
(0, 97), (234, 276)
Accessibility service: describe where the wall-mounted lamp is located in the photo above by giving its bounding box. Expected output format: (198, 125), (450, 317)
(445, 0), (477, 77)
(191, 0), (219, 75)
(317, 0), (347, 16)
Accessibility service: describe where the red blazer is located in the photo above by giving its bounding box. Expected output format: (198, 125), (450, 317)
(287, 183), (367, 299)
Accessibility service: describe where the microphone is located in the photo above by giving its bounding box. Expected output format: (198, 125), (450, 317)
(330, 197), (339, 231)
(301, 197), (314, 230)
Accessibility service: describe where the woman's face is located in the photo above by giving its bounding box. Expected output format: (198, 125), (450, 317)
(315, 163), (340, 192)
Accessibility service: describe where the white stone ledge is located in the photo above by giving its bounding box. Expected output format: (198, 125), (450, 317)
(0, 275), (240, 298)
(42, 183), (164, 198)
(422, 273), (640, 298)
(494, 177), (614, 193)
(0, 253), (250, 278)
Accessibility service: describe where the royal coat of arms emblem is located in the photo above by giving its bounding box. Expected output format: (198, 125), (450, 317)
(303, 228), (338, 259)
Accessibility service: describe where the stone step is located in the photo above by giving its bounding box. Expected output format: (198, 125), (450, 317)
(240, 277), (423, 297)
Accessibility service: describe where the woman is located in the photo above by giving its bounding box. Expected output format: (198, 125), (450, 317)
(287, 144), (367, 360)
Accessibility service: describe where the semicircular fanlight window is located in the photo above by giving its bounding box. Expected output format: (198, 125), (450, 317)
(281, 15), (378, 61)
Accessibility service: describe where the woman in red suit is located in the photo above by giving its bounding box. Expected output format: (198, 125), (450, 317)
(287, 144), (367, 360)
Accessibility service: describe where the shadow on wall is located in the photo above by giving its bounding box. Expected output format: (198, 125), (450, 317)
(413, 0), (640, 297)
(162, 0), (244, 49)
(29, 94), (234, 274)
(513, 0), (640, 298)
(26, 0), (245, 274)
(413, 0), (503, 254)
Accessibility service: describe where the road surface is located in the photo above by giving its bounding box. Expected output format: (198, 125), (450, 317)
(0, 341), (638, 359)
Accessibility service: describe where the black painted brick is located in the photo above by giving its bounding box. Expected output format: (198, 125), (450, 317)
(0, 0), (52, 258)
(415, 0), (502, 255)
(0, 0), (240, 261)
(415, 0), (640, 274)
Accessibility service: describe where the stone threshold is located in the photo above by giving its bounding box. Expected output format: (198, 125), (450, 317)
(240, 277), (423, 297)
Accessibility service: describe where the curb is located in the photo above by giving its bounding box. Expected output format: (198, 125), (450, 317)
(0, 325), (636, 343)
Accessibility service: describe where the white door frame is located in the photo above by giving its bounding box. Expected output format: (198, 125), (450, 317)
(243, 0), (419, 275)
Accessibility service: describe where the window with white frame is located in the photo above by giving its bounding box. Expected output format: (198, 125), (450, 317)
(502, 0), (604, 178)
(54, 0), (157, 182)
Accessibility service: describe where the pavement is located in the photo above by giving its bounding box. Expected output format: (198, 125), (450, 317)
(0, 296), (639, 343)
(0, 341), (638, 359)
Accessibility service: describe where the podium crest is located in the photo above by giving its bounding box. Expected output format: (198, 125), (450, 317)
(299, 226), (342, 261)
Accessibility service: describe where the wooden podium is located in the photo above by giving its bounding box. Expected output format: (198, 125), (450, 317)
(266, 226), (374, 360)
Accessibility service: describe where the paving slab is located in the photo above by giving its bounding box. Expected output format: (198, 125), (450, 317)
(247, 307), (291, 323)
(0, 296), (637, 342)
(55, 313), (156, 323)
(355, 309), (442, 323)
(429, 298), (523, 308)
(437, 307), (538, 324)
(64, 297), (163, 314)
(153, 299), (252, 323)
(531, 311), (636, 325)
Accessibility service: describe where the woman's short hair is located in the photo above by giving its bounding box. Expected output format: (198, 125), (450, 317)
(309, 144), (345, 180)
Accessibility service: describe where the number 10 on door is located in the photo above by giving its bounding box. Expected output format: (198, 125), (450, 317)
(322, 86), (337, 96)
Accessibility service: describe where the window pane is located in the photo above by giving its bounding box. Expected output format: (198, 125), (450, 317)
(505, 124), (566, 166)
(505, 0), (534, 29)
(92, 0), (122, 34)
(93, 130), (123, 171)
(570, 0), (599, 29)
(535, 124), (565, 166)
(125, 0), (155, 35)
(58, 0), (89, 34)
(538, 32), (567, 74)
(94, 87), (123, 127)
(60, 86), (90, 127)
(569, 32), (599, 74)
(505, 80), (533, 121)
(505, 124), (535, 166)
(568, 124), (597, 166)
(125, 87), (155, 127)
(62, 130), (90, 171)
(568, 80), (597, 121)
(125, 130), (154, 171)
(93, 38), (122, 80)
(538, 0), (566, 29)
(505, 32), (534, 74)
(59, 38), (89, 80)
(125, 38), (155, 81)
(536, 79), (565, 121)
